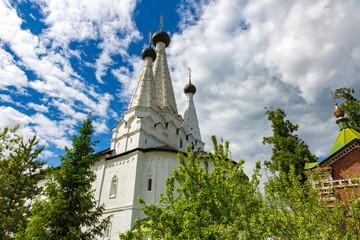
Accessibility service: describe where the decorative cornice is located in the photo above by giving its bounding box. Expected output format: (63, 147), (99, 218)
(105, 146), (182, 161)
(320, 139), (360, 167)
(103, 204), (142, 213)
(91, 148), (112, 158)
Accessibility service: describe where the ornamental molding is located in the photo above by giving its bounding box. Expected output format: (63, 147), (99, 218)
(321, 142), (360, 167)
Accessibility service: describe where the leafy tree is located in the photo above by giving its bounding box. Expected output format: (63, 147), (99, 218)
(120, 136), (264, 240)
(263, 165), (360, 239)
(261, 106), (360, 239)
(18, 114), (110, 240)
(334, 87), (360, 132)
(0, 125), (45, 240)
(263, 166), (333, 239)
(263, 107), (316, 180)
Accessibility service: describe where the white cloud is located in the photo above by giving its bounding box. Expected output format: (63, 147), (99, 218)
(27, 102), (49, 112)
(31, 113), (72, 149)
(38, 150), (54, 160)
(0, 106), (32, 128)
(2, 0), (360, 171)
(0, 0), (140, 159)
(50, 100), (87, 121)
(112, 55), (143, 104)
(0, 46), (28, 90)
(93, 119), (109, 135)
(0, 94), (14, 103)
(36, 0), (141, 83)
(0, 0), (138, 119)
(0, 107), (39, 145)
(168, 0), (360, 167)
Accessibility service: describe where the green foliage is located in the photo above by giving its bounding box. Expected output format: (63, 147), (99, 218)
(0, 125), (45, 240)
(120, 136), (264, 240)
(263, 166), (332, 239)
(18, 115), (110, 240)
(334, 87), (360, 132)
(324, 180), (360, 239)
(264, 167), (360, 239)
(119, 133), (360, 239)
(263, 107), (317, 179)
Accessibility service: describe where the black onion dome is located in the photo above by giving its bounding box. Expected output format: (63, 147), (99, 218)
(152, 31), (171, 47)
(184, 82), (196, 94)
(141, 47), (156, 61)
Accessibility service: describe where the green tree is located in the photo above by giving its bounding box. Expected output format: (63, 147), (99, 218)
(18, 114), (110, 240)
(263, 166), (334, 239)
(263, 165), (360, 240)
(120, 136), (264, 240)
(262, 106), (360, 239)
(334, 87), (360, 132)
(263, 107), (316, 179)
(0, 125), (45, 240)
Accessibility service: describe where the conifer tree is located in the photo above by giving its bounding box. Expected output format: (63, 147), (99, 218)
(263, 107), (316, 179)
(18, 114), (110, 240)
(0, 125), (45, 239)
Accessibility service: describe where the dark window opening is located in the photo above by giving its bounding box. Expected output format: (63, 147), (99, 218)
(147, 178), (152, 191)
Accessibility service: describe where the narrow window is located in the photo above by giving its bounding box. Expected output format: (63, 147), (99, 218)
(104, 223), (111, 239)
(109, 175), (118, 198)
(130, 138), (132, 143)
(147, 178), (152, 191)
(145, 139), (147, 144)
(180, 139), (183, 148)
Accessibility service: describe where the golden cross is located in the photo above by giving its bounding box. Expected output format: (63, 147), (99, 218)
(188, 67), (192, 83)
(161, 14), (164, 30)
(148, 31), (152, 46)
(331, 91), (337, 105)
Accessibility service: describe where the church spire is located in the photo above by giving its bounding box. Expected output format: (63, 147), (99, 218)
(152, 16), (178, 113)
(128, 33), (157, 109)
(183, 68), (201, 141)
(331, 91), (349, 130)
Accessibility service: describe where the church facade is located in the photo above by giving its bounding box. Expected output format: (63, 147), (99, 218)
(90, 27), (205, 239)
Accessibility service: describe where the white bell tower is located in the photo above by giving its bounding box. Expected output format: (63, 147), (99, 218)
(92, 19), (205, 239)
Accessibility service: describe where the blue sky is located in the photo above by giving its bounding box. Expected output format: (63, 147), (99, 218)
(1, 0), (360, 172)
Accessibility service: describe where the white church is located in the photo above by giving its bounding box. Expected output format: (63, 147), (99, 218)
(91, 24), (205, 239)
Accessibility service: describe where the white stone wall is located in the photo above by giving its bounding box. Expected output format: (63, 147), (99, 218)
(92, 150), (181, 240)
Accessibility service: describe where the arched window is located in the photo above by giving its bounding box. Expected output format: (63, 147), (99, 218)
(147, 178), (152, 191)
(109, 175), (118, 198)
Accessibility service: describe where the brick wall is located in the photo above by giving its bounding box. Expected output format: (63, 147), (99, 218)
(330, 148), (360, 180)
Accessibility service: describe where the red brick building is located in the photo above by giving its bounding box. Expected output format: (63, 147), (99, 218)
(307, 104), (360, 204)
